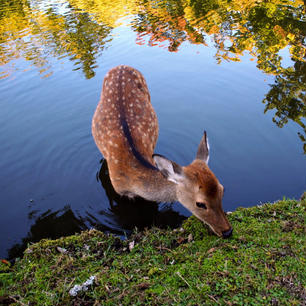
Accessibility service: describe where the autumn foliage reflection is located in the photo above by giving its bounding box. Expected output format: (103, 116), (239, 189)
(0, 0), (111, 79)
(0, 0), (305, 150)
(131, 0), (306, 151)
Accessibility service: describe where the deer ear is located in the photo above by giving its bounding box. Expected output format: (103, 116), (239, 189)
(196, 131), (210, 164)
(153, 154), (184, 184)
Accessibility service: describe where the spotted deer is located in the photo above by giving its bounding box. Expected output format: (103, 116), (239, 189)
(92, 65), (232, 238)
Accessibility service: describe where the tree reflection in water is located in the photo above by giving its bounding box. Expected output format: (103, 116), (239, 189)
(264, 60), (306, 153)
(0, 0), (112, 79)
(1, 0), (305, 150)
(131, 0), (306, 151)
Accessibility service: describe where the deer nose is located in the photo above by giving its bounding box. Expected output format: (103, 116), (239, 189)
(222, 228), (233, 238)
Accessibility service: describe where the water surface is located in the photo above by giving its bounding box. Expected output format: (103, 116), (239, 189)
(0, 0), (305, 259)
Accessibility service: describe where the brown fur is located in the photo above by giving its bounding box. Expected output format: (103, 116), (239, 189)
(185, 160), (219, 199)
(92, 65), (232, 237)
(92, 65), (161, 195)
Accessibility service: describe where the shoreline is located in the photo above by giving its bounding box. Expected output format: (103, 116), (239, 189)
(1, 197), (305, 305)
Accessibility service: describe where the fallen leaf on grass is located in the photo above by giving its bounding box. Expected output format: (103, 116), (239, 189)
(207, 248), (216, 255)
(136, 282), (150, 290)
(177, 237), (186, 244)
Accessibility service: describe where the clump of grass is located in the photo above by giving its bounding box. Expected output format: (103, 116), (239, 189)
(1, 198), (305, 305)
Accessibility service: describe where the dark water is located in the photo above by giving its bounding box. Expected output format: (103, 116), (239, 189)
(0, 0), (305, 259)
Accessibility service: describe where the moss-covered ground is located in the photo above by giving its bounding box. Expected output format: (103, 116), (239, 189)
(1, 198), (306, 305)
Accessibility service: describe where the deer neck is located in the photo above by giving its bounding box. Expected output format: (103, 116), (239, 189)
(109, 161), (177, 203)
(137, 167), (178, 203)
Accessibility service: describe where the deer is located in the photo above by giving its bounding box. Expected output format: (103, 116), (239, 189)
(92, 65), (232, 238)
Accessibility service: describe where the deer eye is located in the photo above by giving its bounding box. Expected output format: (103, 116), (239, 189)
(196, 202), (207, 209)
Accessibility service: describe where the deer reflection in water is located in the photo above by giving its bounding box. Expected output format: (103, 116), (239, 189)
(98, 158), (187, 231)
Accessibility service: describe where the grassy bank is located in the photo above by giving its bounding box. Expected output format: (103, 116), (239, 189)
(1, 198), (306, 305)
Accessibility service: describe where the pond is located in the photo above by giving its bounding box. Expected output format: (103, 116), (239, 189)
(0, 0), (305, 259)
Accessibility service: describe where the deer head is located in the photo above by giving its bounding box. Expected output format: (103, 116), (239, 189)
(153, 132), (232, 238)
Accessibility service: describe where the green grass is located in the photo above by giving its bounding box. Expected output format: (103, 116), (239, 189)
(1, 198), (306, 305)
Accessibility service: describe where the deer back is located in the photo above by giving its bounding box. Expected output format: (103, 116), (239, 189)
(92, 65), (160, 195)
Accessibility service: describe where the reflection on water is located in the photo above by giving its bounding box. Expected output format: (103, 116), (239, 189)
(1, 0), (305, 71)
(8, 206), (86, 260)
(98, 159), (186, 231)
(1, 0), (306, 259)
(1, 0), (305, 75)
(264, 60), (306, 153)
(0, 0), (305, 149)
(8, 159), (186, 260)
(0, 0), (112, 79)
